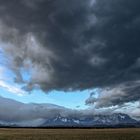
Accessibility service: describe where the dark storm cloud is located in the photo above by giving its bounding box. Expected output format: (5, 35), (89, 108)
(0, 0), (140, 106)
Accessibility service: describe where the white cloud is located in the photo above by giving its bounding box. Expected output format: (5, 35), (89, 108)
(0, 80), (27, 96)
(0, 66), (5, 78)
(0, 63), (26, 96)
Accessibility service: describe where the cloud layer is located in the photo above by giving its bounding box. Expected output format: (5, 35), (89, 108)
(0, 0), (140, 108)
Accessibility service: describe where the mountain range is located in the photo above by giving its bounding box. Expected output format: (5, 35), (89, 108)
(0, 113), (139, 128)
(0, 96), (140, 128)
(41, 113), (140, 127)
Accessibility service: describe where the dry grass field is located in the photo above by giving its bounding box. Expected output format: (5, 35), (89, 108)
(0, 128), (140, 140)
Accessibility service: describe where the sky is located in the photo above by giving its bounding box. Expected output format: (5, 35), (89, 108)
(0, 0), (140, 124)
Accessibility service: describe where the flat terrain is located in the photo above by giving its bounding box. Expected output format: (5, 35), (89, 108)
(0, 128), (140, 140)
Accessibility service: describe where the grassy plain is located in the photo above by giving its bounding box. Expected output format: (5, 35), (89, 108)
(0, 128), (140, 140)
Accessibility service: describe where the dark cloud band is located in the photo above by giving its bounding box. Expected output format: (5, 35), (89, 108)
(0, 0), (140, 107)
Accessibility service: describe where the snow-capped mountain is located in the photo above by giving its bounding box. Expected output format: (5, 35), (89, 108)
(0, 96), (139, 127)
(42, 113), (139, 127)
(0, 112), (139, 127)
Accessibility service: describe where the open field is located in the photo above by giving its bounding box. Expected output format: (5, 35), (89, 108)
(0, 128), (140, 140)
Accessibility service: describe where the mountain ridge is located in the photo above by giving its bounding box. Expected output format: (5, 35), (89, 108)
(0, 113), (139, 128)
(0, 96), (139, 128)
(41, 113), (140, 127)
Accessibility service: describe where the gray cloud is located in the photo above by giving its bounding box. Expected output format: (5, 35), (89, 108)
(0, 0), (140, 107)
(86, 81), (140, 108)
